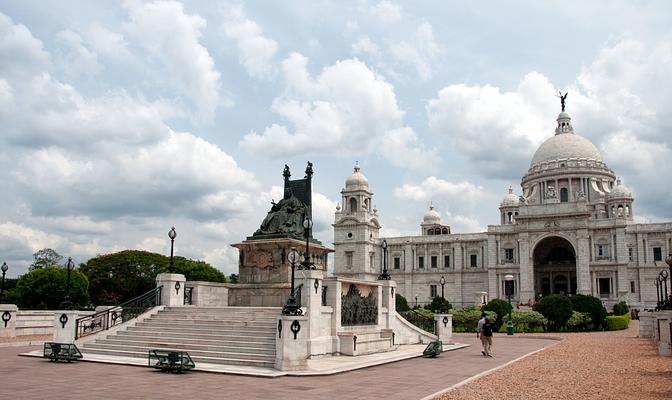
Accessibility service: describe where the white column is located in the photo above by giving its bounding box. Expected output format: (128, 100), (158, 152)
(577, 232), (591, 295)
(434, 314), (453, 344)
(53, 310), (79, 344)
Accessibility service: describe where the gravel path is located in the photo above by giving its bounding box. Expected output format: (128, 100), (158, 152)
(437, 320), (671, 400)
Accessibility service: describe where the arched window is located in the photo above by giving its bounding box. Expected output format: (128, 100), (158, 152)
(442, 228), (448, 234)
(508, 212), (513, 223)
(434, 228), (441, 235)
(427, 229), (433, 235)
(349, 197), (358, 213)
(560, 188), (568, 202)
(363, 198), (369, 211)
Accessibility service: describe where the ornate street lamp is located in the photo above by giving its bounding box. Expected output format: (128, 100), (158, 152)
(300, 217), (314, 270)
(168, 227), (177, 273)
(379, 239), (390, 280)
(415, 295), (418, 308)
(282, 248), (302, 315)
(439, 275), (446, 300)
(505, 274), (515, 336)
(655, 278), (662, 308)
(0, 262), (8, 304)
(60, 257), (75, 310)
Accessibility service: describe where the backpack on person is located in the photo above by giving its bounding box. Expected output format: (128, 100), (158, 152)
(482, 321), (493, 337)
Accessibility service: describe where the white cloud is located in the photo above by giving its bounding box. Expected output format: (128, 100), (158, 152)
(55, 29), (103, 80)
(370, 1), (403, 23)
(352, 36), (380, 58)
(123, 0), (222, 121)
(389, 21), (443, 81)
(85, 23), (133, 61)
(222, 3), (278, 78)
(394, 176), (486, 206)
(427, 71), (558, 179)
(239, 53), (435, 170)
(0, 12), (50, 80)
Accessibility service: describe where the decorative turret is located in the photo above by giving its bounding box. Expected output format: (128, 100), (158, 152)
(606, 178), (634, 220)
(499, 186), (519, 224)
(421, 203), (450, 235)
(333, 162), (381, 280)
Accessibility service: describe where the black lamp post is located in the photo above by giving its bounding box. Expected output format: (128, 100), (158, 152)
(60, 257), (75, 310)
(282, 248), (302, 315)
(655, 278), (662, 307)
(0, 262), (8, 304)
(505, 274), (514, 335)
(379, 239), (390, 280)
(439, 275), (446, 300)
(300, 217), (314, 270)
(415, 295), (418, 308)
(168, 227), (176, 273)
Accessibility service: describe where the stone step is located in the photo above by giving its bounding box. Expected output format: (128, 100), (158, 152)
(117, 329), (275, 343)
(82, 342), (275, 362)
(141, 318), (276, 328)
(152, 313), (278, 321)
(163, 306), (281, 314)
(129, 323), (275, 335)
(94, 337), (274, 352)
(80, 348), (275, 368)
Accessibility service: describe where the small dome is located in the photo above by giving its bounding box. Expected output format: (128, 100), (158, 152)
(345, 161), (369, 190)
(500, 186), (519, 207)
(423, 204), (441, 224)
(608, 178), (632, 199)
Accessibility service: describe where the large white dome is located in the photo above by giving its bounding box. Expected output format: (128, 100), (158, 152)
(423, 204), (441, 224)
(530, 133), (603, 167)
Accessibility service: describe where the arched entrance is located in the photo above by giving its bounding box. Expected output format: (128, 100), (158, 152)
(533, 236), (577, 298)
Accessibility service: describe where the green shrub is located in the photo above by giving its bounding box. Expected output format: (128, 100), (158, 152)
(482, 298), (511, 330)
(533, 295), (573, 331)
(451, 308), (496, 332)
(395, 293), (410, 312)
(613, 301), (629, 316)
(569, 294), (607, 330)
(426, 296), (452, 313)
(606, 314), (630, 330)
(496, 310), (547, 333)
(566, 311), (592, 332)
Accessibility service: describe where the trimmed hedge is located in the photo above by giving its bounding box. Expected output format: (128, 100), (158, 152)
(570, 294), (607, 330)
(533, 295), (573, 331)
(613, 301), (629, 316)
(426, 296), (453, 313)
(606, 314), (630, 331)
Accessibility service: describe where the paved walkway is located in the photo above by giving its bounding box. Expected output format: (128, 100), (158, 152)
(0, 334), (559, 400)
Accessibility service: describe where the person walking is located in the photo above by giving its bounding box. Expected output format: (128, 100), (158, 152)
(476, 312), (487, 356)
(481, 316), (494, 357)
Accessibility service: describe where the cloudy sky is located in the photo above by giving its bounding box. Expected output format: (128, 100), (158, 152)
(1, 1), (671, 277)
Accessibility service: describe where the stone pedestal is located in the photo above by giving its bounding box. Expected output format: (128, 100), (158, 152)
(275, 315), (309, 371)
(156, 273), (186, 307)
(53, 310), (78, 343)
(654, 310), (672, 357)
(0, 304), (18, 338)
(380, 280), (397, 329)
(639, 311), (654, 339)
(434, 313), (453, 344)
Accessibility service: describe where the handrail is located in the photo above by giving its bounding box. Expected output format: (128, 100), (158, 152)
(399, 309), (436, 334)
(75, 286), (163, 339)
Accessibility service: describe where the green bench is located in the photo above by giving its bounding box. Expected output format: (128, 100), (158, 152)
(148, 350), (195, 373)
(43, 342), (83, 362)
(422, 340), (443, 358)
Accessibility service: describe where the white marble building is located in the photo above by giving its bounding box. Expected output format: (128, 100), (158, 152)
(333, 110), (672, 309)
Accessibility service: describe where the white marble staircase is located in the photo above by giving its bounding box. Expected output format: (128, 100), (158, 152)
(80, 306), (280, 368)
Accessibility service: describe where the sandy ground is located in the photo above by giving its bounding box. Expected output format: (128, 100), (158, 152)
(437, 320), (672, 400)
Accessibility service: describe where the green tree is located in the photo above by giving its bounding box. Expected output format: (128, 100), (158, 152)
(533, 295), (573, 331)
(426, 296), (452, 313)
(228, 273), (239, 284)
(80, 250), (226, 305)
(8, 267), (90, 309)
(30, 248), (63, 271)
(482, 298), (512, 330)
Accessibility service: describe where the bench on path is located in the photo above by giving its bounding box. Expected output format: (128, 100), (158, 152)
(422, 340), (443, 357)
(148, 350), (195, 373)
(43, 342), (83, 362)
